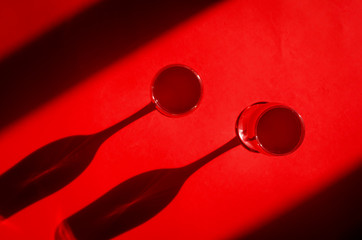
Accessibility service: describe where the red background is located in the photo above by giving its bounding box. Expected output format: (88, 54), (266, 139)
(0, 0), (361, 239)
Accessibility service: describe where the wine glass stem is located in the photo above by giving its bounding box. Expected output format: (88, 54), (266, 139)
(97, 102), (156, 141)
(184, 136), (240, 175)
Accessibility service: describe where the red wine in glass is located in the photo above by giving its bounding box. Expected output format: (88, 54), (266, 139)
(236, 102), (305, 155)
(0, 64), (202, 219)
(151, 64), (202, 116)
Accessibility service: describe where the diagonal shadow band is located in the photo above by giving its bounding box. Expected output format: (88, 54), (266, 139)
(55, 137), (240, 240)
(0, 102), (155, 219)
(0, 0), (220, 131)
(230, 160), (362, 240)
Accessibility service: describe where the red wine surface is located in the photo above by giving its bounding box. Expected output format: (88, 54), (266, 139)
(257, 107), (303, 154)
(152, 66), (201, 115)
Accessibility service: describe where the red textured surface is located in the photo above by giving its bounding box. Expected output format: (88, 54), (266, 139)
(0, 0), (361, 239)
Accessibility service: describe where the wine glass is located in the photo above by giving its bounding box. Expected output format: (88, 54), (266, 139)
(0, 64), (202, 219)
(236, 102), (305, 155)
(55, 102), (305, 239)
(151, 64), (202, 117)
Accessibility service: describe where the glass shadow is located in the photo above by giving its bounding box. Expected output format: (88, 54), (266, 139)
(0, 103), (155, 219)
(55, 137), (240, 240)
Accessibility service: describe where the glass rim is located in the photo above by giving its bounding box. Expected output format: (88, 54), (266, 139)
(150, 64), (203, 117)
(255, 104), (305, 156)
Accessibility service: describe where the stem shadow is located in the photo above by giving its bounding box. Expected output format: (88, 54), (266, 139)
(55, 137), (240, 240)
(0, 103), (155, 219)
